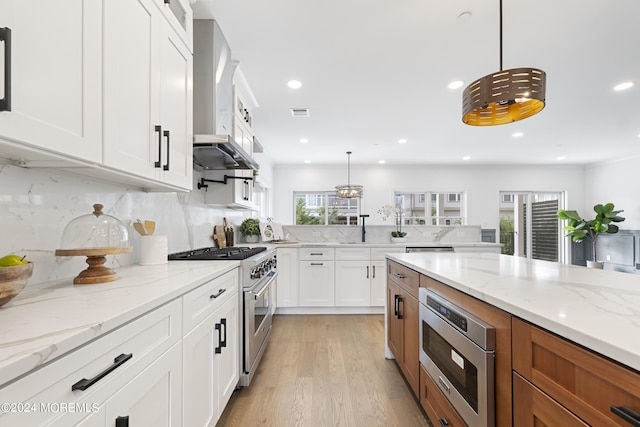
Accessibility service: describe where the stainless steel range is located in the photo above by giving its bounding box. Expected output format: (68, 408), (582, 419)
(168, 246), (277, 386)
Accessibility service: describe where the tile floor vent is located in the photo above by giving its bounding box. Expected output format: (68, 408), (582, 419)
(290, 108), (310, 117)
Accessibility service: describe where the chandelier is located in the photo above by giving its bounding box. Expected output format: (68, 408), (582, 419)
(335, 151), (363, 199)
(462, 0), (546, 126)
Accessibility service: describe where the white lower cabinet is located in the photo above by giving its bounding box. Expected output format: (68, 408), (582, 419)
(0, 299), (182, 426)
(299, 248), (335, 307)
(0, 268), (241, 427)
(276, 248), (298, 307)
(335, 260), (371, 306)
(182, 269), (239, 427)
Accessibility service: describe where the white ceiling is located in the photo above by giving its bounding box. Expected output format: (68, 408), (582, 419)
(191, 0), (640, 167)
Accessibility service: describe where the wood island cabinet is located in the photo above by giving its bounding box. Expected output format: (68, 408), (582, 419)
(512, 317), (640, 427)
(386, 260), (420, 396)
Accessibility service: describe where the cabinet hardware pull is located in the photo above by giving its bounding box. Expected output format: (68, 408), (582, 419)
(116, 415), (129, 427)
(438, 376), (451, 394)
(366, 265), (369, 279)
(72, 353), (133, 391)
(210, 288), (226, 299)
(439, 419), (449, 427)
(393, 295), (399, 316)
(0, 27), (11, 111)
(310, 252), (323, 256)
(215, 322), (222, 354)
(372, 265), (376, 278)
(397, 296), (403, 319)
(154, 125), (162, 168)
(394, 272), (405, 279)
(220, 318), (227, 348)
(310, 262), (324, 266)
(163, 130), (170, 171)
(611, 405), (640, 426)
(164, 0), (170, 4)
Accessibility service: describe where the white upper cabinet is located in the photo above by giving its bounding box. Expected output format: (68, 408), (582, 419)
(102, 0), (193, 190)
(0, 0), (102, 162)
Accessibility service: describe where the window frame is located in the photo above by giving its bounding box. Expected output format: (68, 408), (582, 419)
(293, 191), (362, 225)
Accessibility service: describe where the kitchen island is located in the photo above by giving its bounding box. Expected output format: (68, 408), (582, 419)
(387, 252), (640, 427)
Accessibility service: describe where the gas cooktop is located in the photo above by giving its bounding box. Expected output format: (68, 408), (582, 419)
(168, 246), (267, 261)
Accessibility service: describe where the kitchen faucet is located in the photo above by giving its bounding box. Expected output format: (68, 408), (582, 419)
(359, 214), (370, 242)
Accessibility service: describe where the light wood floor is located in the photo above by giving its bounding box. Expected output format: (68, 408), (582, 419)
(217, 314), (432, 427)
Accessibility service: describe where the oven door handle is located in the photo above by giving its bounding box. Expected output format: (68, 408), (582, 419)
(249, 272), (277, 299)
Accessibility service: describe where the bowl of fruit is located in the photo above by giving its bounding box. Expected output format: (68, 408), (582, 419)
(0, 254), (33, 308)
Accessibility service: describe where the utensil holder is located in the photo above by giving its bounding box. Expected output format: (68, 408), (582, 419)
(139, 235), (168, 265)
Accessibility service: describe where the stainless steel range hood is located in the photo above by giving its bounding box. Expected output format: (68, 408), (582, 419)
(193, 134), (258, 171)
(193, 19), (258, 171)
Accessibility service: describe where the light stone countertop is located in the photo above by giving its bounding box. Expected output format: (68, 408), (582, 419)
(0, 261), (238, 387)
(269, 241), (501, 248)
(387, 252), (640, 372)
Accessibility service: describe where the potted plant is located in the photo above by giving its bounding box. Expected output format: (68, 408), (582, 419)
(557, 203), (625, 268)
(239, 218), (261, 243)
(378, 204), (407, 242)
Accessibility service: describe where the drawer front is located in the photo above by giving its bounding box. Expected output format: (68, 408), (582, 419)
(183, 268), (238, 333)
(299, 248), (335, 261)
(513, 372), (588, 427)
(387, 260), (419, 299)
(512, 317), (640, 426)
(0, 299), (182, 425)
(420, 363), (468, 427)
(335, 247), (370, 261)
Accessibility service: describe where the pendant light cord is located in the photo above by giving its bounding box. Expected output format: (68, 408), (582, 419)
(499, 0), (503, 71)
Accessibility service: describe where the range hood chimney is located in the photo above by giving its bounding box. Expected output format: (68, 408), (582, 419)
(192, 19), (258, 171)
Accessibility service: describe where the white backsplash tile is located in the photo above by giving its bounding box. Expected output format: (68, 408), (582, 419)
(0, 162), (246, 284)
(283, 225), (481, 244)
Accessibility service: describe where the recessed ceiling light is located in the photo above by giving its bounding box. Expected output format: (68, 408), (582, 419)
(448, 80), (464, 89)
(557, 156), (566, 161)
(304, 160), (311, 164)
(613, 81), (634, 91)
(378, 160), (386, 164)
(463, 156), (471, 161)
(398, 139), (407, 144)
(287, 80), (302, 89)
(300, 138), (309, 143)
(512, 132), (524, 138)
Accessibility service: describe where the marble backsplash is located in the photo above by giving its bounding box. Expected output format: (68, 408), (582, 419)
(0, 162), (247, 285)
(283, 225), (482, 244)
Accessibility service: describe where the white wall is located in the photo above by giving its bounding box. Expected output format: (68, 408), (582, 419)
(273, 164), (586, 230)
(585, 155), (640, 229)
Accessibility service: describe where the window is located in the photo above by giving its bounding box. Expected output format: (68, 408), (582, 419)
(294, 191), (361, 225)
(394, 191), (465, 226)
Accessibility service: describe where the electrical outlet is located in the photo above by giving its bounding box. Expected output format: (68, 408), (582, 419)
(606, 255), (611, 261)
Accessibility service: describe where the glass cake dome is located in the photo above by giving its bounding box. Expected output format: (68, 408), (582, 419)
(59, 204), (129, 250)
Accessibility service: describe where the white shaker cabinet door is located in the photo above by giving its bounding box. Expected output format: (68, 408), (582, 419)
(0, 0), (102, 162)
(102, 0), (160, 181)
(102, 0), (192, 190)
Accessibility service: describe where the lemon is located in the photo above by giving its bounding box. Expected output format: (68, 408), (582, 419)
(0, 254), (28, 267)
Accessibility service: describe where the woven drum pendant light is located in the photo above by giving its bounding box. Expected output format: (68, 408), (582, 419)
(462, 0), (546, 126)
(335, 151), (363, 199)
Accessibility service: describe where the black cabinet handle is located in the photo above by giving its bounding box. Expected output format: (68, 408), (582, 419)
(220, 318), (227, 348)
(366, 265), (369, 279)
(163, 130), (170, 171)
(397, 296), (403, 319)
(215, 322), (222, 354)
(72, 353), (133, 391)
(310, 263), (324, 266)
(372, 265), (376, 278)
(309, 252), (324, 256)
(394, 272), (406, 279)
(164, 0), (170, 4)
(116, 415), (129, 427)
(0, 27), (11, 112)
(210, 288), (226, 299)
(154, 125), (162, 168)
(611, 405), (640, 426)
(393, 295), (399, 317)
(439, 419), (449, 427)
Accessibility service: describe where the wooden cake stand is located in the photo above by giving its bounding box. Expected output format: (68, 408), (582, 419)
(55, 247), (132, 285)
